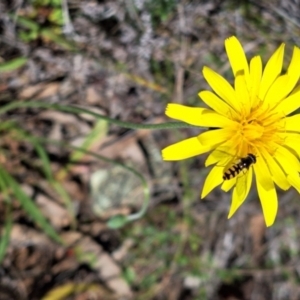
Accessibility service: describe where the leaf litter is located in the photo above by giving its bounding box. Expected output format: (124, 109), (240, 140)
(1, 0), (300, 299)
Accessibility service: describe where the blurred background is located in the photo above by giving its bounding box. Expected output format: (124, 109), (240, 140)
(1, 0), (300, 299)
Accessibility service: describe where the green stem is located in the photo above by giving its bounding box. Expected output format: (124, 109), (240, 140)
(0, 100), (198, 226)
(0, 101), (198, 130)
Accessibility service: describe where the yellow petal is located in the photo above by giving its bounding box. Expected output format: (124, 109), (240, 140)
(275, 86), (300, 115)
(268, 47), (300, 108)
(257, 178), (278, 227)
(254, 156), (278, 226)
(165, 103), (235, 127)
(235, 74), (250, 115)
(249, 56), (262, 107)
(260, 147), (290, 190)
(228, 168), (252, 218)
(285, 46), (300, 91)
(197, 128), (232, 147)
(285, 114), (300, 132)
(287, 172), (300, 193)
(264, 47), (300, 107)
(198, 90), (237, 118)
(201, 166), (223, 198)
(225, 36), (249, 80)
(253, 155), (273, 191)
(162, 137), (211, 161)
(264, 74), (289, 106)
(274, 145), (300, 173)
(259, 43), (285, 100)
(221, 177), (236, 192)
(202, 66), (240, 111)
(284, 133), (300, 157)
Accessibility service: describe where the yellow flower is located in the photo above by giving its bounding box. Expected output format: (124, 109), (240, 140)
(162, 36), (300, 227)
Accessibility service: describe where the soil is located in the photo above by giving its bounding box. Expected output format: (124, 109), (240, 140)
(1, 0), (300, 299)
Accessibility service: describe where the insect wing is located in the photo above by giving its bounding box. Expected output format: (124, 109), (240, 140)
(221, 176), (237, 192)
(235, 167), (253, 202)
(205, 148), (236, 167)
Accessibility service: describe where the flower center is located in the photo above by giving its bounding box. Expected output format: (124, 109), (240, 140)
(242, 119), (264, 140)
(234, 108), (264, 144)
(233, 103), (284, 156)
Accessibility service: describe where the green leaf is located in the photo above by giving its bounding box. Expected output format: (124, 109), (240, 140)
(0, 57), (28, 72)
(48, 8), (64, 25)
(51, 0), (62, 6)
(123, 267), (136, 284)
(14, 16), (40, 30)
(107, 215), (128, 229)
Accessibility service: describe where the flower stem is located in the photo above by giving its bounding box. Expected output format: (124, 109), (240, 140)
(0, 101), (198, 130)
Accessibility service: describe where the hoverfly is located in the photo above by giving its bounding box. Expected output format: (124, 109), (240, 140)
(205, 149), (256, 200)
(222, 153), (256, 180)
(222, 153), (257, 200)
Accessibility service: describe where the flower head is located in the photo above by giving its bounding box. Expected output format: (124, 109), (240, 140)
(162, 36), (300, 227)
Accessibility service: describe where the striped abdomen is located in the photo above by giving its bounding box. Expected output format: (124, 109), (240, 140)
(222, 154), (256, 180)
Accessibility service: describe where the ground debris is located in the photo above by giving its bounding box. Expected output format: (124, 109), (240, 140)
(0, 0), (300, 299)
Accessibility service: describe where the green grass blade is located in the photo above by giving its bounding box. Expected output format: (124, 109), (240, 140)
(0, 204), (12, 263)
(56, 119), (107, 180)
(31, 137), (53, 181)
(9, 126), (76, 222)
(28, 136), (75, 220)
(0, 57), (28, 72)
(71, 119), (107, 162)
(0, 172), (13, 263)
(0, 167), (62, 244)
(6, 124), (53, 181)
(0, 101), (196, 130)
(40, 28), (76, 51)
(13, 15), (40, 30)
